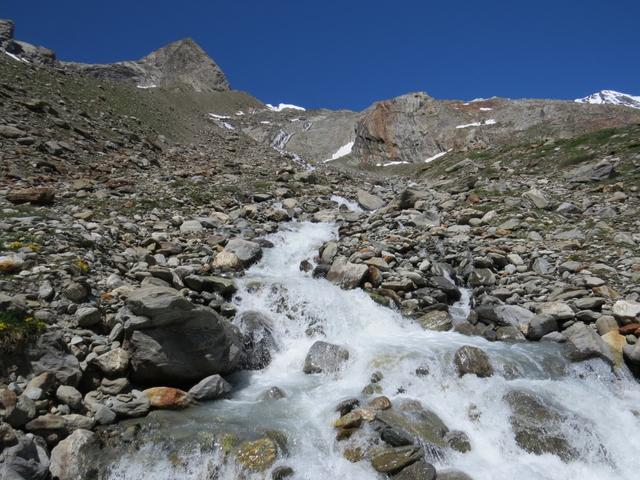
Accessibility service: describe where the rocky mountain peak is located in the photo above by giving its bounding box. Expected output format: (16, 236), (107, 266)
(61, 36), (229, 92)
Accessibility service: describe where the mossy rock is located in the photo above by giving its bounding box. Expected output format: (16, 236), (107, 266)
(234, 437), (278, 472)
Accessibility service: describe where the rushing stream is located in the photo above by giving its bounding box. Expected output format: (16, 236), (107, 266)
(106, 222), (640, 480)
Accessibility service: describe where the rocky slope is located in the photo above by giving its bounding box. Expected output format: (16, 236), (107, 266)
(1, 19), (640, 480)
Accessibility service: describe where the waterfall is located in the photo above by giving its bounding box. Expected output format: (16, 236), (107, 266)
(105, 222), (640, 480)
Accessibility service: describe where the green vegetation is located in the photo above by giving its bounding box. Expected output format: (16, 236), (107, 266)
(0, 311), (47, 352)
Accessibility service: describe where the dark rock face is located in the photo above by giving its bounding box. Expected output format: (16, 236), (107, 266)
(64, 38), (229, 92)
(125, 287), (244, 385)
(352, 92), (640, 166)
(0, 19), (56, 66)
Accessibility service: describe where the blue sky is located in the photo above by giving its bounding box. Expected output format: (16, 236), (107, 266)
(3, 0), (639, 110)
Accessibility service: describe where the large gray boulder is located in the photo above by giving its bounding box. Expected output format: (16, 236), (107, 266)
(326, 256), (368, 289)
(566, 159), (613, 183)
(188, 374), (232, 401)
(29, 331), (81, 387)
(303, 341), (349, 374)
(49, 429), (98, 480)
(125, 287), (245, 384)
(564, 322), (615, 366)
(357, 189), (385, 210)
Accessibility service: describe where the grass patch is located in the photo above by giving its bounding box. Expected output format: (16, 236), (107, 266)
(0, 311), (47, 352)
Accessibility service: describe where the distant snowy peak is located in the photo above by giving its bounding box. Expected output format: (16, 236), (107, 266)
(575, 90), (640, 109)
(266, 103), (306, 112)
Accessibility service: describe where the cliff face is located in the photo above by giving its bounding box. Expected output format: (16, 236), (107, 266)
(64, 38), (229, 92)
(352, 92), (640, 166)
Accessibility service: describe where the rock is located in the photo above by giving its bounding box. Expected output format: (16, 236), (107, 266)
(417, 310), (452, 331)
(505, 389), (604, 461)
(56, 386), (83, 410)
(0, 254), (24, 273)
(143, 387), (191, 409)
(522, 188), (550, 209)
(49, 429), (98, 480)
(601, 331), (625, 368)
(566, 159), (613, 183)
(612, 300), (640, 320)
(370, 445), (423, 474)
(357, 189), (385, 210)
(564, 322), (615, 366)
(272, 466), (295, 479)
(260, 386), (287, 400)
(3, 394), (36, 428)
(25, 414), (67, 439)
(125, 287), (244, 384)
(75, 307), (101, 327)
(334, 411), (363, 429)
(213, 238), (262, 269)
(179, 220), (203, 234)
(236, 310), (276, 370)
(454, 346), (493, 377)
(183, 275), (237, 296)
(527, 315), (558, 340)
(6, 187), (55, 205)
(62, 281), (90, 303)
(0, 432), (50, 480)
(62, 414), (95, 432)
(0, 422), (18, 448)
(393, 459), (436, 480)
(188, 374), (232, 400)
(595, 315), (619, 335)
(235, 438), (278, 472)
(476, 304), (534, 332)
(0, 125), (26, 138)
(326, 256), (368, 289)
(303, 341), (349, 374)
(468, 268), (496, 287)
(535, 301), (574, 320)
(436, 470), (474, 480)
(93, 348), (130, 376)
(0, 19), (14, 42)
(103, 391), (150, 418)
(444, 430), (471, 453)
(373, 400), (448, 449)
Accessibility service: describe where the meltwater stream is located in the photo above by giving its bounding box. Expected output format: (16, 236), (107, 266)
(107, 222), (640, 480)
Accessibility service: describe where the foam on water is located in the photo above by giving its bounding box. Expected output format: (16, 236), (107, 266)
(107, 222), (640, 480)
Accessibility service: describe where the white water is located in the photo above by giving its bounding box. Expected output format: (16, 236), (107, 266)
(107, 222), (640, 480)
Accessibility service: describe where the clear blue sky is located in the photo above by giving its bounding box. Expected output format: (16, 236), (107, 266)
(3, 0), (639, 110)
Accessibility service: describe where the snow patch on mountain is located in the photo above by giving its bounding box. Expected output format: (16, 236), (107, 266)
(324, 141), (354, 163)
(267, 103), (306, 112)
(456, 119), (497, 129)
(575, 90), (640, 109)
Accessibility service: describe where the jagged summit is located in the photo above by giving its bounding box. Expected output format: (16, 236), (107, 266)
(64, 37), (229, 92)
(575, 90), (640, 109)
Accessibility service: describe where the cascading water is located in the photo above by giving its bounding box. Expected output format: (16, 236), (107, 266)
(106, 222), (640, 480)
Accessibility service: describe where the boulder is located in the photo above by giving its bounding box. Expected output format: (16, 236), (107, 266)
(612, 300), (640, 320)
(535, 301), (574, 321)
(93, 348), (130, 376)
(49, 429), (98, 480)
(104, 391), (150, 418)
(370, 445), (423, 474)
(417, 310), (452, 331)
(566, 160), (613, 183)
(125, 287), (244, 384)
(6, 187), (55, 205)
(188, 374), (232, 400)
(55, 386), (83, 410)
(454, 346), (493, 377)
(0, 432), (49, 480)
(522, 188), (550, 209)
(393, 459), (436, 480)
(326, 256), (368, 289)
(303, 341), (349, 374)
(564, 322), (615, 366)
(213, 238), (262, 269)
(527, 315), (558, 340)
(235, 311), (276, 370)
(234, 438), (278, 472)
(357, 189), (385, 210)
(143, 387), (191, 409)
(183, 275), (237, 296)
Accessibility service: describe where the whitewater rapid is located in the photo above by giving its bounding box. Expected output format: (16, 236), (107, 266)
(107, 221), (640, 480)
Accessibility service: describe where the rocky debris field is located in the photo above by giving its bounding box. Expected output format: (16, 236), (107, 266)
(1, 21), (640, 480)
